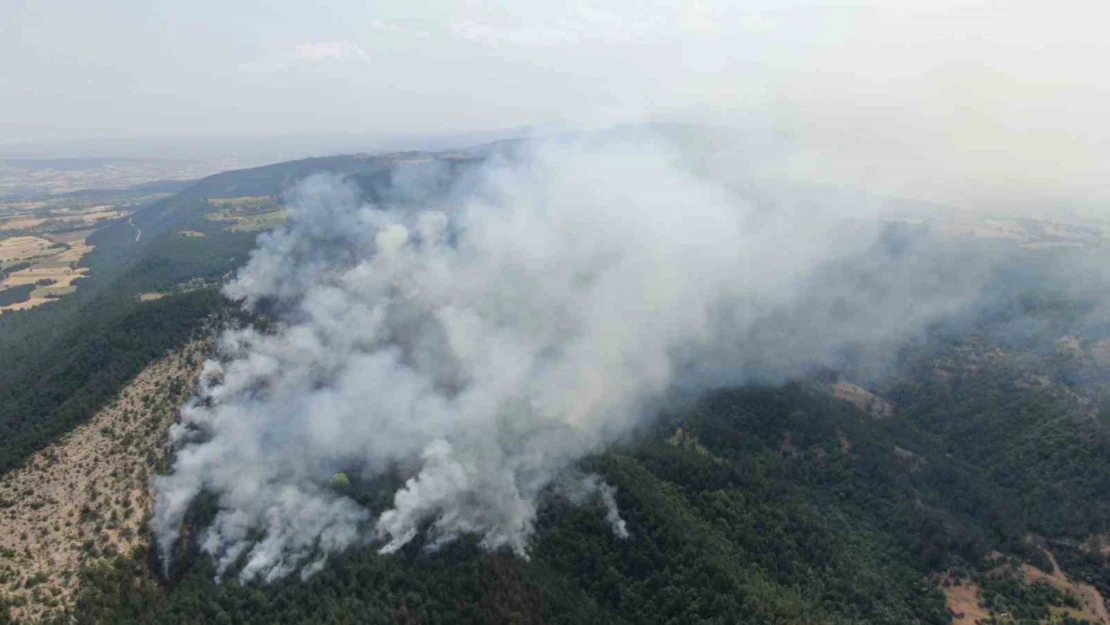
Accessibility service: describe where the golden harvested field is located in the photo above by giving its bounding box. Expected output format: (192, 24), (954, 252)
(0, 217), (48, 230)
(48, 229), (93, 245)
(0, 233), (95, 312)
(0, 208), (128, 232)
(0, 236), (57, 263)
(0, 341), (209, 623)
(1, 265), (86, 292)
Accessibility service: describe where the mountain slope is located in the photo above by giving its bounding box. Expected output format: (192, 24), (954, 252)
(40, 364), (1109, 625)
(0, 340), (208, 622)
(0, 151), (456, 474)
(3, 141), (1110, 624)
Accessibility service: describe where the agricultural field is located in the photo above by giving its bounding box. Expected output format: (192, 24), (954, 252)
(0, 194), (145, 312)
(0, 206), (127, 234)
(203, 195), (287, 232)
(0, 232), (92, 312)
(0, 157), (222, 199)
(0, 192), (143, 237)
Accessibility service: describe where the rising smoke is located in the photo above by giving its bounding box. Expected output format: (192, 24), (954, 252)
(152, 135), (995, 581)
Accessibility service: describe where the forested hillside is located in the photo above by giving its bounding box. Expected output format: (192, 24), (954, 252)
(0, 152), (444, 473)
(2, 145), (1110, 625)
(45, 352), (1110, 624)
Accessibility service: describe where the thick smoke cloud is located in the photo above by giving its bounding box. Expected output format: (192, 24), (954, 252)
(152, 136), (992, 581)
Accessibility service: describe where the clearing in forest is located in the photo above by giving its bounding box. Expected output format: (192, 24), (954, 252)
(939, 551), (1109, 625)
(1022, 550), (1110, 624)
(939, 575), (991, 625)
(830, 381), (894, 419)
(204, 196), (287, 232)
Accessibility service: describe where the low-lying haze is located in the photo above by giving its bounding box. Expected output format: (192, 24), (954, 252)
(4, 1), (1109, 211)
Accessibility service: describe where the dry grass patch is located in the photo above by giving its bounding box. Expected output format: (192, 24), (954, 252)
(0, 341), (209, 623)
(831, 381), (894, 418)
(940, 550), (1110, 625)
(1021, 550), (1109, 624)
(939, 575), (992, 625)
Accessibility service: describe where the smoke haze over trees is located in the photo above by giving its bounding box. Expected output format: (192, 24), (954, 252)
(151, 134), (1027, 581)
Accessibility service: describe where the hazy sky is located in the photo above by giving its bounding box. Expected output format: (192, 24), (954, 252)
(3, 0), (1108, 211)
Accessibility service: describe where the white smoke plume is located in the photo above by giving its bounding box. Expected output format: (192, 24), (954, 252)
(554, 473), (630, 540)
(152, 135), (991, 581)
